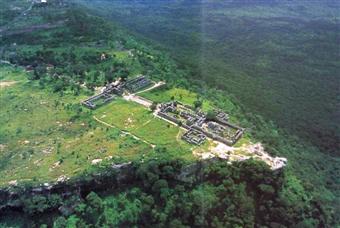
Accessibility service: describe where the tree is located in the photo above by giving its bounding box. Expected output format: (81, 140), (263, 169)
(32, 65), (47, 80)
(66, 215), (83, 228)
(86, 192), (103, 210)
(120, 69), (129, 82)
(150, 102), (158, 111)
(53, 217), (67, 228)
(53, 80), (65, 92)
(155, 147), (167, 153)
(22, 194), (61, 215)
(206, 110), (217, 121)
(84, 192), (104, 224)
(152, 179), (169, 193)
(193, 99), (202, 109)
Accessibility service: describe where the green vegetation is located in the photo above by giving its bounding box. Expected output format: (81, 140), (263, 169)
(141, 87), (213, 111)
(0, 0), (339, 227)
(0, 0), (212, 187)
(0, 66), (214, 186)
(0, 159), (332, 227)
(0, 67), (150, 186)
(93, 98), (205, 160)
(81, 0), (340, 155)
(77, 0), (340, 223)
(0, 0), (31, 27)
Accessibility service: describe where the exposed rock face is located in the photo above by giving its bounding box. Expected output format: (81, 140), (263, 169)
(0, 162), (135, 212)
(175, 158), (220, 183)
(196, 142), (287, 170)
(0, 161), (152, 210)
(0, 158), (284, 213)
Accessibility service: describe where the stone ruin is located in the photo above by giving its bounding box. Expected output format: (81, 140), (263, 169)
(81, 77), (243, 147)
(215, 110), (229, 123)
(82, 75), (152, 109)
(157, 101), (244, 146)
(124, 76), (152, 93)
(181, 129), (206, 146)
(81, 92), (116, 109)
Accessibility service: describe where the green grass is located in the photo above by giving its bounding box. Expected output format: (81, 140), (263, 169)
(93, 98), (202, 160)
(0, 67), (150, 186)
(138, 85), (253, 146)
(140, 87), (212, 111)
(112, 50), (130, 61)
(0, 67), (212, 187)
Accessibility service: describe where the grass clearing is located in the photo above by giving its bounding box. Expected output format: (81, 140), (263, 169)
(112, 50), (130, 61)
(0, 67), (205, 187)
(93, 98), (207, 160)
(0, 67), (243, 187)
(0, 67), (150, 186)
(140, 87), (213, 111)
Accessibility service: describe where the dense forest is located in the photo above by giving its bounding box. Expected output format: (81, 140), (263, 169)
(1, 159), (332, 227)
(0, 0), (339, 227)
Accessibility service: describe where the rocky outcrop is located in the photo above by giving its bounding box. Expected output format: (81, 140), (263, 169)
(0, 158), (284, 214)
(0, 162), (135, 212)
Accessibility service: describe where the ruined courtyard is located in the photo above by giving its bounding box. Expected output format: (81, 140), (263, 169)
(82, 76), (244, 147)
(81, 76), (287, 170)
(157, 101), (244, 146)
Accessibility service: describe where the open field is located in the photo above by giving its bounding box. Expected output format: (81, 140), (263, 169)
(0, 67), (214, 187)
(0, 65), (268, 187)
(0, 67), (151, 186)
(93, 98), (207, 160)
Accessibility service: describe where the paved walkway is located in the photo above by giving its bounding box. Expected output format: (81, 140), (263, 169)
(123, 94), (153, 107)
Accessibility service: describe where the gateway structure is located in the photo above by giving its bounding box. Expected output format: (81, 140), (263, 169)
(81, 75), (152, 109)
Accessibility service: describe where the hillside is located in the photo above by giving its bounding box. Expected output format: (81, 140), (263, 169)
(0, 0), (339, 227)
(77, 0), (340, 155)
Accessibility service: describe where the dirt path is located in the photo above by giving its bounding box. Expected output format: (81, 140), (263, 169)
(93, 115), (155, 148)
(135, 81), (165, 95)
(142, 120), (152, 127)
(0, 81), (17, 89)
(0, 60), (15, 66)
(176, 129), (183, 143)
